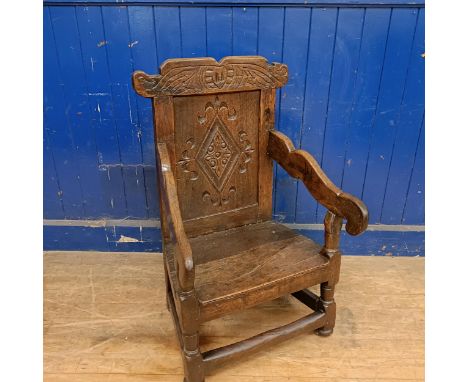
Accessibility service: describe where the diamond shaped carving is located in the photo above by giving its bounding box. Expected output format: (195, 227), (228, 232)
(196, 117), (240, 191)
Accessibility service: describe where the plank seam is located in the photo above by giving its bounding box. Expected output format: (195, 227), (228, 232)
(315, 7), (339, 222)
(99, 5), (130, 214)
(360, 7), (392, 201)
(379, 7), (419, 222)
(401, 111), (424, 223)
(48, 7), (87, 218)
(293, 7), (313, 222)
(43, 219), (424, 232)
(126, 5), (151, 218)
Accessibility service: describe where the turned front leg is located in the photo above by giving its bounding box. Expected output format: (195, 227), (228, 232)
(316, 282), (336, 336)
(316, 211), (343, 337)
(182, 331), (203, 382)
(179, 290), (204, 382)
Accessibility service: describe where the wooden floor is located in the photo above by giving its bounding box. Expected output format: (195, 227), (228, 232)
(44, 251), (424, 382)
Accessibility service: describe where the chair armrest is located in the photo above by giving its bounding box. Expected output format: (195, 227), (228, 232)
(157, 143), (194, 291)
(267, 131), (368, 236)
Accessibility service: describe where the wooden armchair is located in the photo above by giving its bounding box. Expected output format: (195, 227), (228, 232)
(132, 56), (368, 382)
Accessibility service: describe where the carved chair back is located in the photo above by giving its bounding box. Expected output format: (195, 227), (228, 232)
(133, 56), (288, 237)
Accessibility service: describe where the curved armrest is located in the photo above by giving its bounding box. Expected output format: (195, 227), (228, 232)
(157, 143), (194, 291)
(268, 131), (368, 235)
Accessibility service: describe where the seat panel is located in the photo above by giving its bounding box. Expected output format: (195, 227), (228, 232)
(166, 221), (330, 321)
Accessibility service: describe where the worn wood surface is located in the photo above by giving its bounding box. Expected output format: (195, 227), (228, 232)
(44, 251), (424, 381)
(132, 56), (288, 98)
(166, 221), (329, 321)
(268, 130), (368, 236)
(172, 91), (260, 233)
(133, 56), (369, 381)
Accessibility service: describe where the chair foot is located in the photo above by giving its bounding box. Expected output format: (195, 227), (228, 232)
(315, 327), (334, 337)
(181, 332), (204, 382)
(317, 281), (336, 337)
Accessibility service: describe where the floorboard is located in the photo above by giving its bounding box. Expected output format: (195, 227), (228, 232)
(44, 251), (424, 381)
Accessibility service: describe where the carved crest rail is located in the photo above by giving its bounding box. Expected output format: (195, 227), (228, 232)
(132, 56), (288, 98)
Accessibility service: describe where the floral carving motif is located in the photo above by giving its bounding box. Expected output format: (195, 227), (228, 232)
(238, 131), (255, 174)
(176, 138), (198, 180)
(198, 96), (237, 125)
(202, 187), (236, 207)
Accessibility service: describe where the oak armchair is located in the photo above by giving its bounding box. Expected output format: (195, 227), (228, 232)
(133, 56), (368, 382)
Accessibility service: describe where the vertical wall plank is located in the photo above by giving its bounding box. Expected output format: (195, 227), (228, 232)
(154, 6), (182, 62)
(128, 5), (160, 218)
(75, 5), (127, 218)
(233, 7), (258, 55)
(206, 7), (233, 60)
(45, 7), (85, 218)
(49, 6), (106, 217)
(128, 6), (158, 165)
(402, 117), (424, 224)
(362, 8), (419, 224)
(257, 7), (284, 62)
(381, 8), (425, 223)
(101, 5), (148, 218)
(43, 132), (65, 219)
(257, 7), (285, 145)
(274, 7), (311, 222)
(153, 6), (184, 218)
(341, 8), (391, 204)
(316, 7), (365, 223)
(258, 7), (285, 216)
(296, 7), (338, 223)
(180, 7), (207, 57)
(44, 3), (425, 228)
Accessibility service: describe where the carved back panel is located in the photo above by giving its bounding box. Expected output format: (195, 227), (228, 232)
(174, 91), (259, 230)
(133, 56), (288, 237)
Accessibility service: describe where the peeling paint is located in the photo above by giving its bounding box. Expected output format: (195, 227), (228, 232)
(96, 103), (102, 124)
(117, 235), (140, 243)
(97, 40), (107, 48)
(99, 163), (154, 170)
(88, 92), (110, 96)
(128, 40), (139, 48)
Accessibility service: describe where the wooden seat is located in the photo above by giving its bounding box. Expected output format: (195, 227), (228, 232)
(167, 221), (328, 321)
(132, 56), (368, 382)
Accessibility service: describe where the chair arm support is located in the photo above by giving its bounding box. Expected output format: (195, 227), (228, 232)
(267, 131), (368, 236)
(157, 143), (195, 291)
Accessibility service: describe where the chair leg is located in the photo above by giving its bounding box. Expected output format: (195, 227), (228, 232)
(164, 271), (171, 312)
(316, 281), (336, 337)
(181, 331), (204, 382)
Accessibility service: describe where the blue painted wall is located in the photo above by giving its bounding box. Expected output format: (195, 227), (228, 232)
(44, 0), (425, 253)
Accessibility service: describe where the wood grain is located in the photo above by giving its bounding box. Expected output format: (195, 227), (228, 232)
(44, 251), (424, 382)
(268, 130), (368, 235)
(172, 91), (260, 233)
(157, 142), (194, 291)
(166, 222), (329, 321)
(132, 56), (288, 98)
(132, 56), (369, 381)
